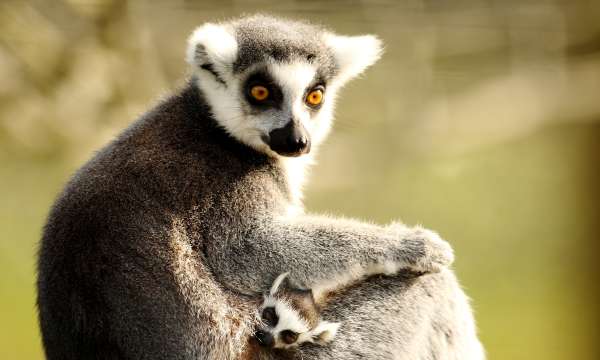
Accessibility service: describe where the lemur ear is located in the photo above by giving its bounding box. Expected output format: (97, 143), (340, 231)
(269, 272), (291, 296)
(186, 23), (238, 76)
(311, 321), (341, 345)
(325, 34), (383, 86)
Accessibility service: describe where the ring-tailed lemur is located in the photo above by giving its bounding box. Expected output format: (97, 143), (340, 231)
(37, 15), (484, 359)
(254, 273), (340, 350)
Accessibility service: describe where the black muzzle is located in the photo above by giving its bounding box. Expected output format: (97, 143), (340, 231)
(267, 121), (311, 157)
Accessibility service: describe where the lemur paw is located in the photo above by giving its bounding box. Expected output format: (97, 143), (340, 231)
(388, 223), (455, 273)
(413, 227), (455, 273)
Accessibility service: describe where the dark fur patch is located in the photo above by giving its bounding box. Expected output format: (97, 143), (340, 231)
(278, 288), (320, 328)
(243, 69), (284, 110)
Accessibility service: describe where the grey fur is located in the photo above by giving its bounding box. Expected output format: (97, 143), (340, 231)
(231, 15), (337, 77)
(37, 15), (483, 360)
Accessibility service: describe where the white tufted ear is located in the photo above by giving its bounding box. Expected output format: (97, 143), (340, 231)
(269, 272), (290, 296)
(186, 23), (238, 76)
(325, 34), (383, 86)
(310, 321), (341, 345)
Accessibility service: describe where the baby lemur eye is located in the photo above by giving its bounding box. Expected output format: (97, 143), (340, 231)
(305, 86), (324, 108)
(250, 85), (269, 101)
(261, 307), (278, 327)
(280, 330), (299, 344)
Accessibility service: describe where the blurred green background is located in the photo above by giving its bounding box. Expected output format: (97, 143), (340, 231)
(1, 0), (599, 359)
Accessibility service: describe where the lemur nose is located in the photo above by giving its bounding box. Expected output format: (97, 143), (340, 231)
(254, 330), (274, 347)
(268, 120), (311, 157)
(296, 135), (308, 148)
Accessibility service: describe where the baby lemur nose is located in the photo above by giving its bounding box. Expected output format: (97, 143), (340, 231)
(268, 120), (311, 157)
(254, 329), (274, 347)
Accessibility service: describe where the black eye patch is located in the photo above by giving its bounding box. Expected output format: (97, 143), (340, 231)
(243, 71), (283, 109)
(280, 330), (299, 344)
(261, 307), (279, 327)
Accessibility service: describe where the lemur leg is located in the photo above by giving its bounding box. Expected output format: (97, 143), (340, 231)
(203, 214), (453, 296)
(274, 270), (484, 360)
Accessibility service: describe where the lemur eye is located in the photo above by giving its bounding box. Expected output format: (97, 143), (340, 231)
(261, 307), (278, 327)
(305, 87), (324, 107)
(250, 85), (269, 101)
(280, 330), (299, 344)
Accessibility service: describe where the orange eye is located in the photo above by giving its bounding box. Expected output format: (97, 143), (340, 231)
(306, 88), (323, 106)
(250, 85), (269, 101)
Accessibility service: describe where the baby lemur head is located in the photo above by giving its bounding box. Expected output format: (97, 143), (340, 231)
(254, 273), (340, 349)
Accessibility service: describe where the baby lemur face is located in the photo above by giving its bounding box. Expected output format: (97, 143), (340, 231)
(254, 273), (340, 349)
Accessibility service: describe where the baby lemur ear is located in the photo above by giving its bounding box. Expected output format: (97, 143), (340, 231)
(186, 23), (238, 82)
(325, 34), (383, 87)
(269, 272), (291, 296)
(310, 321), (341, 345)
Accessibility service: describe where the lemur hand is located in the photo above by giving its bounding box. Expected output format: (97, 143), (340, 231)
(385, 223), (455, 274)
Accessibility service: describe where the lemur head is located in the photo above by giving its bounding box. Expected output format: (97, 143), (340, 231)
(254, 273), (341, 349)
(186, 15), (382, 157)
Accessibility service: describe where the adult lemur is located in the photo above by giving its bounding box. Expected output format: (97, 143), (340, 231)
(37, 15), (484, 359)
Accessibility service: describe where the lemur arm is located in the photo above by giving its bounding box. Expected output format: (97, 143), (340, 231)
(204, 214), (453, 296)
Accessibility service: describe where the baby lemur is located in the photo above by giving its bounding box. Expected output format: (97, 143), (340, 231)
(254, 233), (446, 353)
(254, 273), (340, 350)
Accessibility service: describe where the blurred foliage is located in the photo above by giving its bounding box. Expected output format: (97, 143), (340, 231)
(1, 0), (599, 359)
